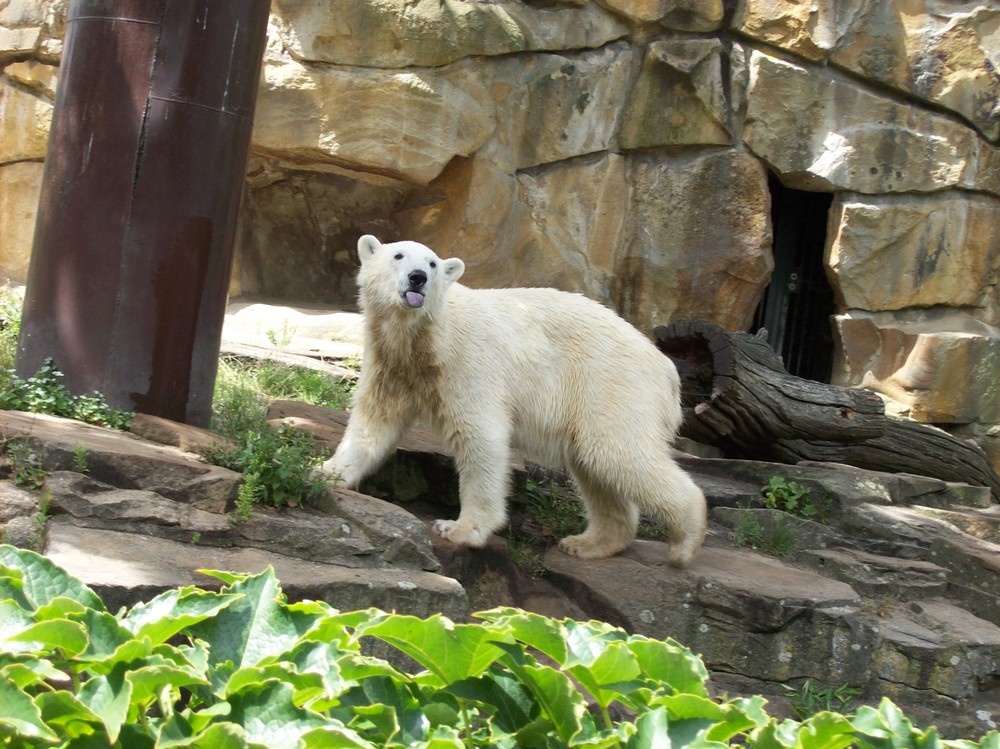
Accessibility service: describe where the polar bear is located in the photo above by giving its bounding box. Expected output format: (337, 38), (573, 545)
(321, 235), (707, 567)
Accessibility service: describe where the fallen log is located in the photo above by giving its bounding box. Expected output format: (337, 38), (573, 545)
(654, 318), (1000, 499)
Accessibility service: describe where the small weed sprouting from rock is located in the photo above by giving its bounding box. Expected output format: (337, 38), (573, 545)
(762, 476), (832, 521)
(507, 534), (548, 578)
(783, 679), (862, 720)
(72, 443), (89, 474)
(231, 469), (263, 524)
(4, 438), (49, 491)
(732, 506), (799, 557)
(524, 474), (588, 541)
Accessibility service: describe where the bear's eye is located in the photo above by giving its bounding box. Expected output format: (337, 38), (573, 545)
(429, 261), (437, 269)
(394, 253), (403, 260)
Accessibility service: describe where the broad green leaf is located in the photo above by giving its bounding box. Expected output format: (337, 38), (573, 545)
(475, 607), (569, 664)
(749, 718), (801, 749)
(36, 690), (101, 739)
(494, 641), (587, 745)
(0, 545), (104, 612)
(77, 663), (132, 743)
(0, 674), (59, 742)
(654, 693), (757, 742)
(121, 587), (242, 644)
(225, 663), (326, 702)
(444, 671), (536, 733)
(300, 723), (374, 748)
(628, 706), (670, 749)
(187, 568), (321, 693)
(71, 608), (133, 662)
(0, 599), (35, 651)
(568, 640), (641, 709)
(4, 617), (89, 657)
(335, 675), (429, 745)
(175, 721), (250, 749)
(0, 563), (32, 609)
(358, 613), (508, 686)
(563, 619), (626, 669)
(795, 711), (858, 749)
(628, 638), (710, 698)
(126, 662), (212, 708)
(227, 680), (328, 749)
(414, 725), (466, 749)
(2, 658), (69, 688)
(33, 595), (87, 620)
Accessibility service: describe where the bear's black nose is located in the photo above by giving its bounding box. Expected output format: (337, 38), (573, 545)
(408, 270), (427, 288)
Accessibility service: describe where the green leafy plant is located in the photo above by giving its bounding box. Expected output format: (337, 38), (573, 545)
(72, 443), (89, 474)
(202, 423), (327, 511)
(203, 358), (350, 513)
(1, 544), (994, 749)
(783, 679), (863, 720)
(3, 438), (48, 491)
(762, 476), (832, 521)
(0, 357), (132, 430)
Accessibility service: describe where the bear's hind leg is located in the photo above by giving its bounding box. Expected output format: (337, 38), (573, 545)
(433, 426), (511, 548)
(559, 467), (639, 560)
(638, 455), (707, 568)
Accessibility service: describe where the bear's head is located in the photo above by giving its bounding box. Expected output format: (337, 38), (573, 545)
(355, 235), (465, 318)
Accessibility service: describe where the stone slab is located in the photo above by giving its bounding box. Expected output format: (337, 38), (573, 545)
(43, 518), (467, 620)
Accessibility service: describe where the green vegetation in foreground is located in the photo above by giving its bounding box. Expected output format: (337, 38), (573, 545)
(201, 356), (358, 515)
(1, 544), (994, 749)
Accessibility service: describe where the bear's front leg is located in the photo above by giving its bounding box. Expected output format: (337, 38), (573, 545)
(320, 395), (411, 489)
(433, 424), (511, 548)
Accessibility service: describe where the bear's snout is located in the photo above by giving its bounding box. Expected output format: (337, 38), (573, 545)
(408, 270), (428, 288)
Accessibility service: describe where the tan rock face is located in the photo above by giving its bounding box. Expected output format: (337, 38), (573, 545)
(744, 51), (979, 194)
(833, 311), (1000, 425)
(0, 161), (42, 282)
(270, 0), (629, 68)
(733, 0), (867, 62)
(602, 0), (724, 30)
(0, 74), (52, 162)
(621, 39), (731, 149)
(827, 193), (1000, 321)
(252, 56), (495, 185)
(832, 0), (1000, 141)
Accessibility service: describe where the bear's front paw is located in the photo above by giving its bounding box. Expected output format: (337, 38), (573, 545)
(432, 519), (490, 548)
(558, 533), (628, 560)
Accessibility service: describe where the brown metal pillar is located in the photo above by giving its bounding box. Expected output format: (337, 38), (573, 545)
(16, 0), (269, 426)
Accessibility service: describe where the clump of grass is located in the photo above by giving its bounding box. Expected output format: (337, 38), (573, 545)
(733, 507), (799, 557)
(4, 438), (49, 491)
(524, 473), (588, 541)
(202, 356), (356, 517)
(783, 679), (862, 719)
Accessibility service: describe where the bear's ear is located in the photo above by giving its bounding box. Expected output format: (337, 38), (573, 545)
(357, 235), (381, 263)
(442, 257), (465, 282)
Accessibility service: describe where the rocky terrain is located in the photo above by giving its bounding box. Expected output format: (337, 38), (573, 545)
(2, 391), (999, 740)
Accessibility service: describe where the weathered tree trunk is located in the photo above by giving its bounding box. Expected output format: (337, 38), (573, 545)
(654, 318), (1000, 499)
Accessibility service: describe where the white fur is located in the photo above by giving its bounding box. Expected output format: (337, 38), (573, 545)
(322, 235), (707, 567)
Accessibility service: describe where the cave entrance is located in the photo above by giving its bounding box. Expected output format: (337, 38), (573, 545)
(751, 175), (836, 382)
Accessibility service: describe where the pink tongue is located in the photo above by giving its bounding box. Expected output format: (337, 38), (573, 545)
(405, 291), (425, 308)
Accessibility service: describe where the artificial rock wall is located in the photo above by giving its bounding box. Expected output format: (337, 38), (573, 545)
(2, 1), (1000, 462)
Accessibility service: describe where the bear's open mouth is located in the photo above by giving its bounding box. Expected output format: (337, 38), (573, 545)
(404, 290), (425, 308)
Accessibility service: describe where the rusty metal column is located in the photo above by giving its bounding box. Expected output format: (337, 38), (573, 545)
(16, 0), (269, 426)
